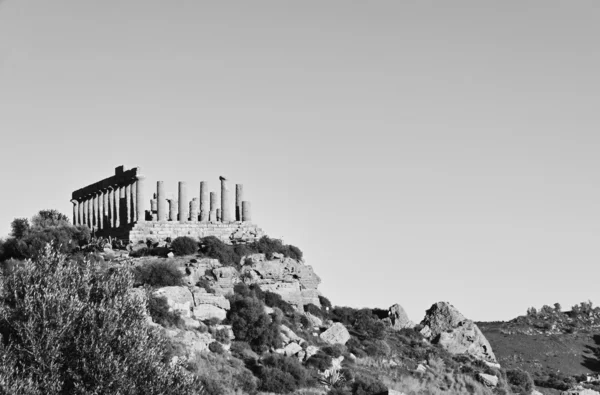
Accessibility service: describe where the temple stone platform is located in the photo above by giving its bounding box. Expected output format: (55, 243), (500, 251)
(128, 221), (265, 245)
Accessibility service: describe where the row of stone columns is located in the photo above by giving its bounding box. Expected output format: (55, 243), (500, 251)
(71, 175), (146, 229)
(149, 176), (252, 223)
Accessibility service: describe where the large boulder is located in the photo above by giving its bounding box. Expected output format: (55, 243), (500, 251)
(153, 286), (194, 317)
(240, 253), (321, 308)
(154, 286), (229, 322)
(320, 322), (350, 345)
(209, 266), (240, 295)
(420, 302), (497, 363)
(182, 258), (221, 287)
(389, 304), (415, 330)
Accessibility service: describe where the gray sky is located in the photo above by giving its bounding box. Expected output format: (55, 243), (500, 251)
(1, 1), (599, 321)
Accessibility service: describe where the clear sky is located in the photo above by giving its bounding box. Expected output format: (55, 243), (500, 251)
(1, 1), (599, 322)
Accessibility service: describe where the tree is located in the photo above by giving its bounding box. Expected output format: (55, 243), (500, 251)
(31, 209), (70, 229)
(0, 244), (199, 395)
(10, 218), (30, 239)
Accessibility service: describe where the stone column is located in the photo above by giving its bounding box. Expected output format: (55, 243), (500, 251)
(242, 201), (252, 222)
(220, 176), (233, 222)
(78, 199), (84, 226)
(168, 199), (178, 221)
(102, 190), (109, 228)
(93, 194), (99, 230)
(200, 181), (209, 222)
(209, 192), (217, 222)
(235, 184), (243, 221)
(178, 182), (188, 222)
(131, 181), (138, 222)
(114, 186), (121, 227)
(106, 187), (114, 228)
(81, 199), (87, 226)
(190, 198), (199, 222)
(157, 181), (167, 221)
(216, 208), (221, 222)
(71, 200), (79, 226)
(96, 193), (103, 230)
(136, 176), (145, 223)
(125, 184), (131, 225)
(87, 196), (93, 229)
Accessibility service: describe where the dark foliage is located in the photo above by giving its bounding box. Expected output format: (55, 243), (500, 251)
(264, 291), (294, 315)
(133, 260), (184, 287)
(10, 218), (30, 239)
(147, 293), (185, 328)
(506, 369), (534, 394)
(351, 376), (387, 395)
(256, 354), (308, 393)
(226, 295), (281, 353)
(304, 303), (326, 319)
(170, 236), (198, 256)
(208, 341), (225, 354)
(305, 353), (332, 371)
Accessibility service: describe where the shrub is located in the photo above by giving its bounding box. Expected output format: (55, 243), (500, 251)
(208, 341), (225, 354)
(351, 376), (387, 395)
(129, 246), (149, 258)
(30, 209), (70, 228)
(215, 327), (231, 344)
(199, 236), (240, 267)
(227, 295), (281, 352)
(305, 303), (325, 319)
(147, 293), (185, 328)
(306, 353), (333, 371)
(506, 369), (534, 394)
(252, 236), (303, 261)
(133, 260), (184, 287)
(10, 218), (30, 239)
(170, 236), (198, 256)
(319, 295), (332, 310)
(321, 344), (345, 358)
(0, 245), (198, 394)
(257, 354), (308, 393)
(265, 291), (294, 314)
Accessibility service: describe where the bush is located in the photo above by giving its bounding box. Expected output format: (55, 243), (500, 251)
(170, 236), (198, 256)
(265, 291), (294, 315)
(133, 260), (184, 287)
(147, 293), (185, 328)
(319, 295), (332, 310)
(227, 295), (281, 353)
(506, 369), (534, 394)
(257, 354), (308, 393)
(304, 303), (325, 319)
(0, 245), (198, 394)
(252, 236), (303, 261)
(351, 376), (387, 395)
(199, 236), (240, 267)
(305, 353), (332, 371)
(208, 341), (225, 354)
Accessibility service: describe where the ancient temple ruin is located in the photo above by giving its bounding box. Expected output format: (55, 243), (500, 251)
(70, 166), (264, 244)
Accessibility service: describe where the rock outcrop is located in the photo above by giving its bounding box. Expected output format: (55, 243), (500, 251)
(478, 373), (498, 387)
(240, 253), (321, 308)
(320, 322), (350, 345)
(561, 389), (600, 395)
(154, 285), (229, 323)
(389, 304), (415, 330)
(420, 302), (497, 363)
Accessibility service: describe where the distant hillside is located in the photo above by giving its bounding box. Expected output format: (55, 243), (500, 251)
(478, 302), (600, 393)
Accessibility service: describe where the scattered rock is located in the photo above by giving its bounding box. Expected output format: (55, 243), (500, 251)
(561, 388), (600, 395)
(478, 373), (498, 387)
(167, 252), (174, 258)
(415, 364), (427, 374)
(192, 305), (227, 321)
(305, 312), (323, 328)
(280, 325), (302, 344)
(282, 342), (303, 357)
(153, 286), (194, 317)
(420, 302), (497, 362)
(320, 323), (350, 345)
(305, 345), (319, 360)
(389, 304), (415, 330)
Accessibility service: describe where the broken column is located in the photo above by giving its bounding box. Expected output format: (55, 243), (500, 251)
(209, 192), (217, 222)
(200, 181), (209, 222)
(136, 175), (145, 223)
(190, 198), (199, 222)
(235, 184), (243, 221)
(242, 201), (252, 222)
(157, 181), (167, 221)
(150, 193), (158, 221)
(220, 176), (233, 222)
(178, 182), (188, 222)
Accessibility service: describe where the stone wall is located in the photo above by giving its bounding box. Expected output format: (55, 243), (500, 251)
(128, 222), (265, 245)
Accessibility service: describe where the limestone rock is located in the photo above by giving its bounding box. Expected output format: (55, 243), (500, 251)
(531, 390), (544, 395)
(153, 286), (193, 317)
(280, 325), (302, 344)
(165, 328), (213, 356)
(182, 258), (221, 287)
(283, 342), (303, 357)
(478, 373), (498, 387)
(305, 345), (319, 360)
(389, 304), (415, 330)
(306, 312), (323, 328)
(420, 302), (497, 363)
(561, 389), (600, 395)
(387, 390), (408, 395)
(240, 253), (321, 308)
(320, 323), (350, 345)
(415, 364), (427, 374)
(190, 287), (230, 310)
(210, 266), (239, 295)
(192, 305), (227, 321)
